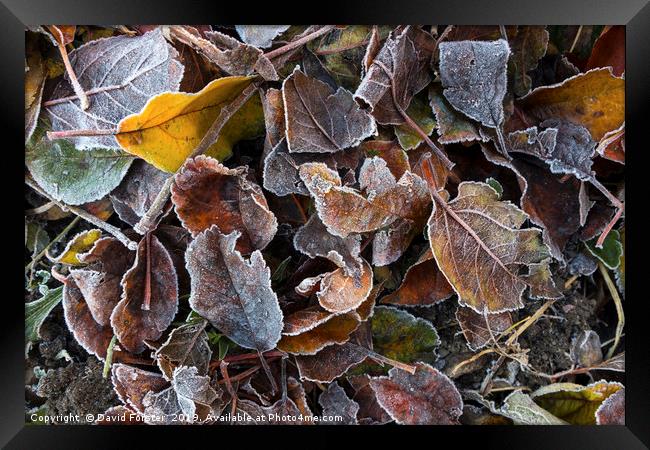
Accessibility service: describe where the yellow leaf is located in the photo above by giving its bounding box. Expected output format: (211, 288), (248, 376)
(531, 381), (623, 425)
(116, 76), (264, 173)
(48, 229), (102, 265)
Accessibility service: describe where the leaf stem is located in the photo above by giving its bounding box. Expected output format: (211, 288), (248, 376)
(134, 82), (260, 235)
(25, 177), (138, 250)
(56, 41), (89, 110)
(264, 26), (336, 60)
(47, 128), (117, 140)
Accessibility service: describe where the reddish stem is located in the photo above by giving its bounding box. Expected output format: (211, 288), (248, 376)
(142, 233), (152, 311)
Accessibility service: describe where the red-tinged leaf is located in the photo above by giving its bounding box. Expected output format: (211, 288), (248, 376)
(349, 375), (392, 424)
(456, 306), (513, 351)
(318, 381), (359, 424)
(369, 362), (463, 425)
(111, 363), (169, 413)
(295, 342), (369, 383)
(111, 234), (179, 354)
(278, 308), (360, 355)
(355, 26), (436, 125)
(69, 237), (135, 326)
(171, 155), (277, 253)
(586, 26), (624, 77)
(380, 249), (454, 307)
(185, 226), (283, 353)
(424, 176), (550, 313)
(312, 258), (373, 314)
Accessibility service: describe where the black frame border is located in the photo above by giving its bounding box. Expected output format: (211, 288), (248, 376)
(4, 0), (648, 448)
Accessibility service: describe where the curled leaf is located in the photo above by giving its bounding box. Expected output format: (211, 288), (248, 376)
(318, 381), (360, 424)
(48, 229), (102, 265)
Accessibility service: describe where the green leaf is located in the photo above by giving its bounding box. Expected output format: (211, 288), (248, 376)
(25, 285), (63, 344)
(485, 178), (504, 199)
(585, 229), (623, 270)
(25, 222), (49, 254)
(26, 123), (134, 206)
(394, 97), (436, 150)
(500, 391), (567, 425)
(371, 306), (439, 365)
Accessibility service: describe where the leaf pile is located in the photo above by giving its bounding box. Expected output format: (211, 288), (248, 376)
(25, 24), (624, 426)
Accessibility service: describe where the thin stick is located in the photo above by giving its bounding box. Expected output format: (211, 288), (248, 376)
(142, 233), (152, 311)
(599, 263), (624, 359)
(220, 361), (238, 419)
(25, 216), (81, 274)
(134, 82), (260, 235)
(47, 128), (116, 140)
(367, 350), (416, 374)
(102, 335), (118, 379)
(264, 26), (336, 60)
(26, 178), (138, 251)
(258, 350), (278, 394)
(569, 25), (584, 53)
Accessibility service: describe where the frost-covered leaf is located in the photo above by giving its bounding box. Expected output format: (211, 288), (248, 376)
(25, 285), (63, 343)
(586, 229), (623, 270)
(306, 258), (373, 314)
(282, 67), (376, 154)
(371, 306), (439, 366)
(426, 180), (550, 313)
(62, 278), (114, 359)
(517, 68), (624, 142)
(116, 75), (264, 172)
(111, 234), (179, 354)
(171, 366), (221, 420)
(235, 25), (290, 49)
(25, 50), (46, 143)
(70, 237), (135, 326)
(155, 320), (212, 379)
(595, 388), (624, 425)
(355, 26), (436, 125)
(439, 39), (510, 128)
(569, 330), (603, 368)
(318, 381), (359, 424)
(171, 155), (277, 253)
(48, 229), (102, 265)
(26, 127), (133, 206)
(278, 306), (361, 355)
(186, 227), (283, 353)
(110, 160), (169, 226)
(531, 380), (623, 425)
(202, 29), (278, 80)
(45, 28), (183, 150)
(294, 214), (362, 278)
(500, 390), (567, 425)
(456, 306), (513, 351)
(295, 341), (369, 383)
(369, 362), (463, 425)
(111, 363), (168, 413)
(380, 249), (453, 307)
(510, 26), (549, 97)
(299, 159), (430, 257)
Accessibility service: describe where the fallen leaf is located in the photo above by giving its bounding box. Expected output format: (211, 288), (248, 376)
(295, 341), (369, 383)
(380, 249), (454, 307)
(112, 363), (169, 413)
(282, 67), (376, 153)
(585, 26), (625, 77)
(25, 50), (46, 143)
(595, 388), (624, 425)
(47, 229), (102, 265)
(500, 390), (567, 425)
(45, 28), (184, 150)
(235, 25), (290, 49)
(185, 227), (283, 353)
(394, 97), (436, 150)
(25, 286), (63, 344)
(111, 234), (179, 354)
(517, 68), (624, 142)
(318, 381), (360, 424)
(355, 26), (436, 125)
(456, 306), (513, 351)
(439, 39), (510, 129)
(155, 320), (212, 379)
(371, 306), (439, 366)
(369, 362), (463, 424)
(531, 380), (623, 425)
(429, 84), (487, 144)
(426, 180), (550, 313)
(585, 229), (623, 270)
(171, 155), (277, 253)
(510, 26), (549, 97)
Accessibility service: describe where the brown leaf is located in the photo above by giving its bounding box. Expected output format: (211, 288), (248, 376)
(369, 362), (463, 425)
(171, 155), (277, 253)
(186, 227), (283, 353)
(62, 277), (114, 359)
(380, 249), (454, 307)
(111, 234), (179, 354)
(517, 68), (624, 142)
(586, 26), (624, 77)
(595, 388), (624, 425)
(429, 84), (487, 145)
(355, 26), (436, 124)
(510, 26), (549, 97)
(456, 306), (513, 351)
(70, 237), (135, 326)
(295, 342), (369, 383)
(282, 67), (377, 153)
(111, 363), (169, 413)
(424, 176), (550, 313)
(154, 320), (212, 379)
(310, 258), (373, 314)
